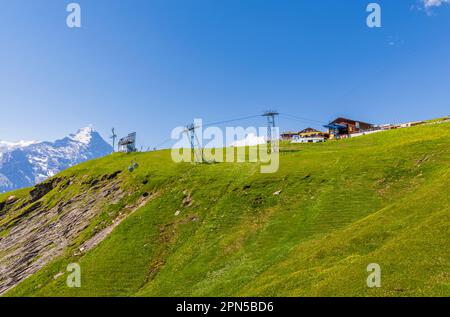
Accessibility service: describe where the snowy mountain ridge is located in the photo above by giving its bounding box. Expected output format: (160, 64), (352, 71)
(0, 140), (37, 154)
(0, 127), (112, 193)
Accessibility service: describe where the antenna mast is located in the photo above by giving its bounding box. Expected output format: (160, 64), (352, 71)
(110, 128), (117, 152)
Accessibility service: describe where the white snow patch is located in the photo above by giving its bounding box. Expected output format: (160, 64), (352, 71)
(231, 133), (267, 147)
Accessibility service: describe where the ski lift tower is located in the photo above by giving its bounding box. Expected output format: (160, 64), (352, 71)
(262, 110), (279, 152)
(323, 122), (347, 140)
(185, 123), (205, 163)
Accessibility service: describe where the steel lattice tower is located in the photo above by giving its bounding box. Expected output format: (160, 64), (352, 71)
(262, 110), (279, 152)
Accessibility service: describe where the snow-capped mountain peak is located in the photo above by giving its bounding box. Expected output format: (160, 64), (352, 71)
(0, 127), (112, 193)
(68, 126), (94, 145)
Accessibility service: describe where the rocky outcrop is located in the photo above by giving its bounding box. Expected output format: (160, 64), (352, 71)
(29, 178), (62, 202)
(0, 172), (151, 295)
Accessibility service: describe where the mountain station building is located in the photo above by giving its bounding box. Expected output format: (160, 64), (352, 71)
(118, 132), (137, 153)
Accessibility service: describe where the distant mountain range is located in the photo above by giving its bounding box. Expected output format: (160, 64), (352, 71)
(0, 127), (112, 193)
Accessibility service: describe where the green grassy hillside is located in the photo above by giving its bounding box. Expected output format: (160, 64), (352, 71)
(1, 122), (449, 296)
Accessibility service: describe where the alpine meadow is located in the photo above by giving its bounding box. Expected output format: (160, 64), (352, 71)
(1, 122), (449, 297)
(1, 1), (450, 305)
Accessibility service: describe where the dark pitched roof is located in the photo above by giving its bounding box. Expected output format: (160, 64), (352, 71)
(331, 117), (373, 126)
(298, 127), (322, 134)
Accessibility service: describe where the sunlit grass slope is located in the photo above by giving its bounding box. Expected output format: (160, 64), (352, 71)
(4, 122), (450, 297)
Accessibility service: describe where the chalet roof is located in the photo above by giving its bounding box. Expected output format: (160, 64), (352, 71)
(331, 117), (373, 126)
(298, 127), (322, 134)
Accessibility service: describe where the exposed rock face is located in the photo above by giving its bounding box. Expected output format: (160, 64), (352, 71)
(29, 178), (62, 202)
(0, 171), (150, 295)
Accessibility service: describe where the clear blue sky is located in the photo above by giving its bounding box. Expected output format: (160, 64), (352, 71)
(1, 0), (449, 149)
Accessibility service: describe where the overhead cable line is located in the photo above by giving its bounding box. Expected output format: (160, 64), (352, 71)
(279, 113), (327, 125)
(153, 137), (173, 150)
(200, 114), (262, 128)
(152, 112), (326, 150)
(151, 114), (261, 150)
